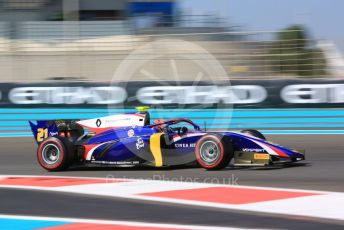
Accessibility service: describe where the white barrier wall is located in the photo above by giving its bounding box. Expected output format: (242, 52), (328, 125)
(0, 22), (9, 52)
(18, 21), (131, 40)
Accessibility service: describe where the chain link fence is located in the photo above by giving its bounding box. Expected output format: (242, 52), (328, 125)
(0, 20), (343, 82)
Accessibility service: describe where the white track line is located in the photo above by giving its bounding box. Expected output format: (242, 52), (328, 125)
(1, 175), (344, 221)
(0, 174), (334, 194)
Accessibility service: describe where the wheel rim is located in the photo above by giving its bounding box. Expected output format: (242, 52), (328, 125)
(199, 140), (220, 165)
(42, 143), (60, 165)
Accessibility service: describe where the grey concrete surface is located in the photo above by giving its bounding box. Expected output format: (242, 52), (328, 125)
(0, 135), (343, 192)
(0, 135), (344, 229)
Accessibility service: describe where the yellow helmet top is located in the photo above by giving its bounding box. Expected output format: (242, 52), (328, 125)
(136, 106), (150, 112)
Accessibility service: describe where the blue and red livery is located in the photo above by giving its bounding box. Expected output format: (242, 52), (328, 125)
(29, 107), (305, 171)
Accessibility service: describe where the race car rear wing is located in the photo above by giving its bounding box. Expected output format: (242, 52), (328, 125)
(29, 119), (83, 144)
(28, 120), (59, 144)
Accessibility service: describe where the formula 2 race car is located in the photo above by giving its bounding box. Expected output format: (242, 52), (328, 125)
(29, 107), (305, 171)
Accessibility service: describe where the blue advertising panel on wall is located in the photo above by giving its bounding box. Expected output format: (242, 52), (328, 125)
(128, 0), (175, 16)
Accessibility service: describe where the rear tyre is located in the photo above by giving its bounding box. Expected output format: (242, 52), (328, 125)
(241, 129), (266, 140)
(195, 134), (233, 170)
(37, 137), (74, 171)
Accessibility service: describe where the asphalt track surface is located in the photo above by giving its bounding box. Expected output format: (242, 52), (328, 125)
(1, 135), (344, 229)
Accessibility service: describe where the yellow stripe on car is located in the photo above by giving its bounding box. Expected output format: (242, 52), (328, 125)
(150, 133), (164, 167)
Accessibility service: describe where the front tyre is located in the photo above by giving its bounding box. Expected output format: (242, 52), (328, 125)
(195, 134), (233, 170)
(37, 137), (73, 171)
